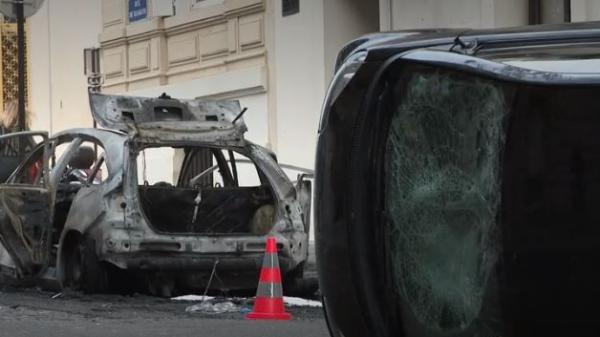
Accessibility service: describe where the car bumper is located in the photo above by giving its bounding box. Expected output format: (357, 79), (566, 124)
(114, 253), (294, 272)
(98, 231), (304, 273)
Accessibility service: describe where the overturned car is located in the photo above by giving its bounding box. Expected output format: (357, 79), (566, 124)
(0, 94), (311, 296)
(317, 22), (600, 337)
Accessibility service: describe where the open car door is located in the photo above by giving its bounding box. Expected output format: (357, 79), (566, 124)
(0, 131), (51, 278)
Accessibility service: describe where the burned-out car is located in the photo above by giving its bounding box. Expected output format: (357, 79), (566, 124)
(317, 22), (600, 337)
(0, 94), (310, 296)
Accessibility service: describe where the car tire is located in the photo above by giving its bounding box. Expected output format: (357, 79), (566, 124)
(322, 296), (337, 337)
(284, 263), (317, 296)
(65, 237), (110, 293)
(80, 238), (111, 293)
(284, 262), (304, 284)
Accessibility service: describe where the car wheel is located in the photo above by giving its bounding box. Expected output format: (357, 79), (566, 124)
(322, 296), (337, 337)
(65, 237), (110, 293)
(284, 263), (317, 296)
(285, 262), (304, 283)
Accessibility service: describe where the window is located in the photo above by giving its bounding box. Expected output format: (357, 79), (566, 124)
(282, 0), (299, 17)
(222, 150), (262, 188)
(176, 147), (263, 188)
(136, 147), (176, 186)
(9, 137), (108, 186)
(137, 145), (275, 235)
(136, 145), (264, 188)
(52, 140), (108, 185)
(384, 66), (508, 335)
(12, 139), (75, 185)
(70, 141), (108, 185)
(0, 133), (42, 183)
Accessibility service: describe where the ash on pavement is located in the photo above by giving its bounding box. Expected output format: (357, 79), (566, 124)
(0, 287), (329, 337)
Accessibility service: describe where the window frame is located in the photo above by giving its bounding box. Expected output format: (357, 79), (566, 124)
(9, 135), (111, 188)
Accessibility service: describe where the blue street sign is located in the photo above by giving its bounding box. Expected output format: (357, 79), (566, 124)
(129, 0), (147, 23)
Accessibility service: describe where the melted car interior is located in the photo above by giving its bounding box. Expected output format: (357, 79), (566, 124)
(136, 146), (276, 235)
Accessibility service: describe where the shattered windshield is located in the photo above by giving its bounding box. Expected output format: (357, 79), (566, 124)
(384, 67), (508, 334)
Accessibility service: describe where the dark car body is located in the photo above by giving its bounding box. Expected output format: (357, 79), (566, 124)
(316, 22), (600, 337)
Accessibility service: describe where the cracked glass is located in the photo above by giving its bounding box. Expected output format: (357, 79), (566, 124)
(384, 67), (508, 334)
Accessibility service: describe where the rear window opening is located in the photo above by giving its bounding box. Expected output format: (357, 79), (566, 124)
(135, 145), (276, 235)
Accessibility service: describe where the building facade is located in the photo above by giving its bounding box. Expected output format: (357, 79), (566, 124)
(95, 0), (379, 174)
(25, 0), (600, 178)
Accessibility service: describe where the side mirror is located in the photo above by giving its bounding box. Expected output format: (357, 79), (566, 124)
(69, 146), (95, 169)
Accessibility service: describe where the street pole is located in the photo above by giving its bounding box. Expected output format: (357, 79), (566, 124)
(84, 47), (102, 156)
(16, 0), (25, 157)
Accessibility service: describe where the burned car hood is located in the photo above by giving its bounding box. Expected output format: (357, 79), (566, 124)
(89, 93), (247, 145)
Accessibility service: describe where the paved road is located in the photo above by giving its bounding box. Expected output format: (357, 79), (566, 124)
(0, 288), (329, 337)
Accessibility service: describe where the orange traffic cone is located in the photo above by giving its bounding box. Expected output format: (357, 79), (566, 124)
(246, 236), (292, 320)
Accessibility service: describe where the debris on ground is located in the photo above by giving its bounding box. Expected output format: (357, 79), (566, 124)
(0, 287), (329, 336)
(172, 294), (323, 309)
(185, 301), (239, 314)
(171, 295), (215, 302)
(175, 296), (252, 314)
(283, 297), (322, 308)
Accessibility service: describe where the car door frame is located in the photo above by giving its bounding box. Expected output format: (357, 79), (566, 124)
(0, 133), (88, 279)
(294, 173), (312, 234)
(0, 131), (51, 278)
